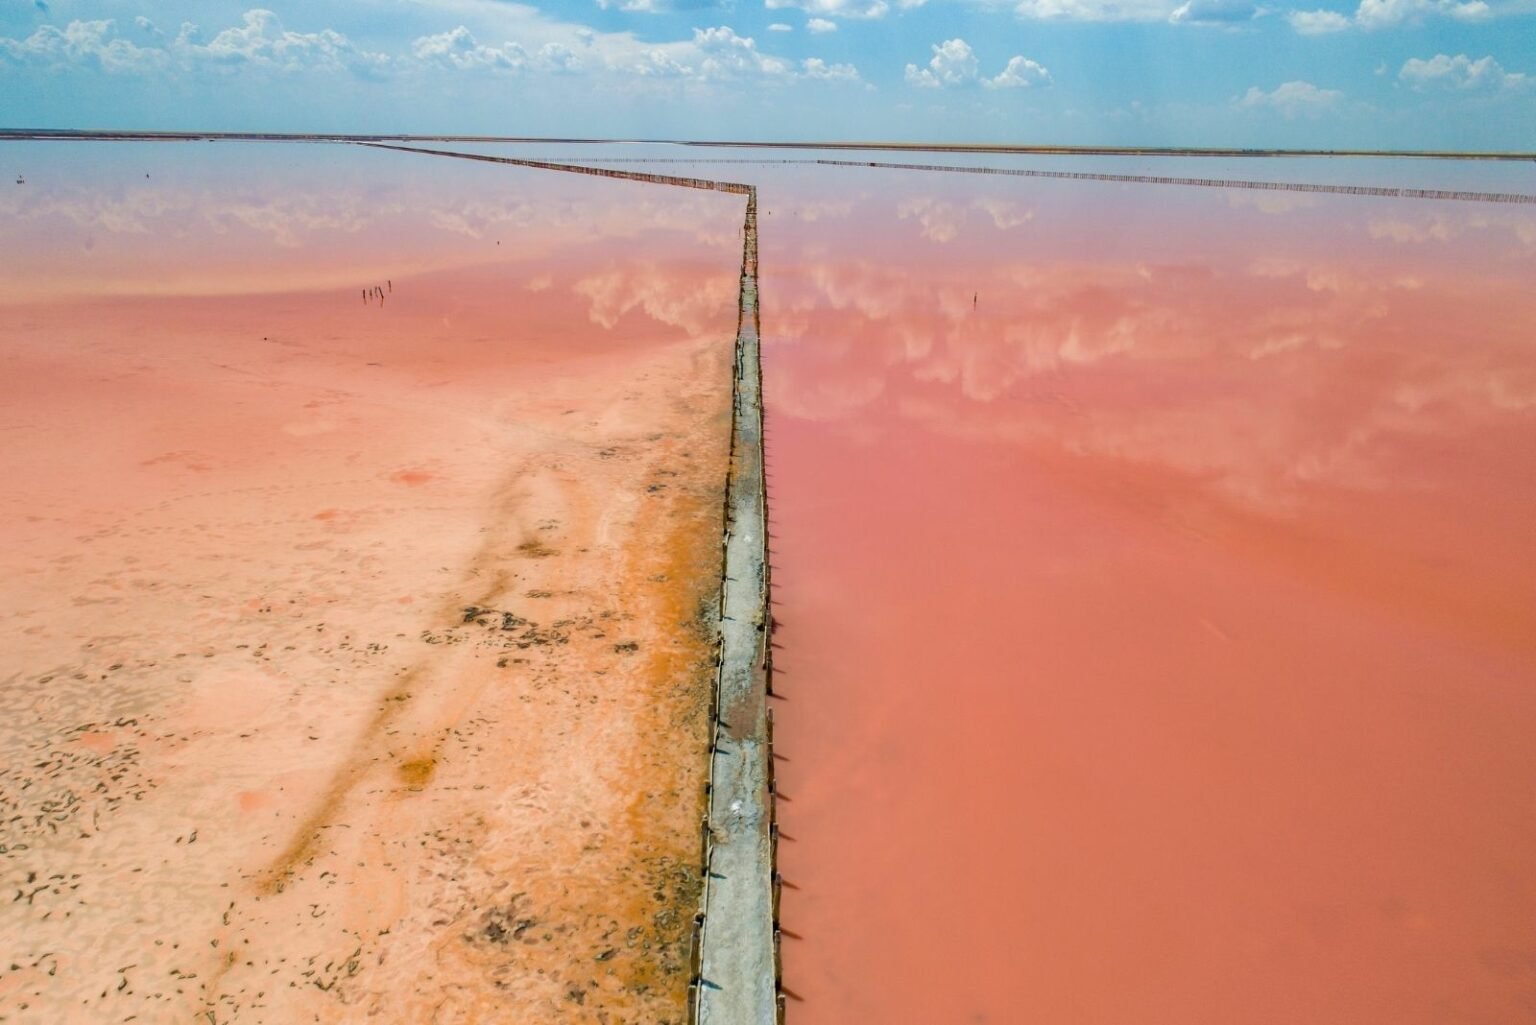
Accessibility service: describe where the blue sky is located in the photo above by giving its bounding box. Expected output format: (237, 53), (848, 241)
(1, 0), (1532, 146)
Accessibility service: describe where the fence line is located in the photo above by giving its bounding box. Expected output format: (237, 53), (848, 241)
(815, 157), (1536, 205)
(356, 142), (752, 195)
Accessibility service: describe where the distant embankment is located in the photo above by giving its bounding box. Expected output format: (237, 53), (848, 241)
(2, 129), (1532, 162)
(356, 141), (751, 196)
(817, 158), (1536, 205)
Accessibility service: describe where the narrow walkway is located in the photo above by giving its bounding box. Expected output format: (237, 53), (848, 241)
(696, 189), (778, 1025)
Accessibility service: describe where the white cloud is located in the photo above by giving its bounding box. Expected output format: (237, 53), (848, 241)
(408, 28), (579, 74)
(1236, 79), (1343, 117)
(0, 19), (167, 73)
(905, 38), (979, 87)
(768, 21), (794, 29)
(173, 10), (389, 76)
(592, 0), (738, 11)
(539, 42), (579, 71)
(808, 16), (839, 30)
(801, 56), (860, 80)
(1014, 0), (1186, 21)
(986, 54), (1051, 87)
(0, 8), (857, 88)
(905, 39), (1051, 89)
(0, 11), (394, 78)
(1168, 0), (1263, 22)
(1286, 8), (1353, 30)
(1011, 0), (1524, 24)
(764, 0), (892, 19)
(412, 26), (525, 70)
(686, 26), (792, 78)
(1355, 0), (1493, 26)
(1283, 0), (1536, 31)
(1399, 52), (1528, 89)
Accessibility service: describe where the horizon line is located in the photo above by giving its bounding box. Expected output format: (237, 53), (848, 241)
(2, 129), (1533, 161)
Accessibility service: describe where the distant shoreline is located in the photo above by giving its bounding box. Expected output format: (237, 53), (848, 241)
(1, 129), (1532, 161)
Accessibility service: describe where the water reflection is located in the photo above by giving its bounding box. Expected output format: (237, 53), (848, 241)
(762, 168), (1536, 1025)
(0, 142), (741, 301)
(0, 142), (742, 1024)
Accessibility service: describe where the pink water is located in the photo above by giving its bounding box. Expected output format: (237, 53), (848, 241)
(761, 166), (1536, 1023)
(0, 143), (747, 1023)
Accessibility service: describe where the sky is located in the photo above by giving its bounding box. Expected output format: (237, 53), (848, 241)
(1, 0), (1533, 147)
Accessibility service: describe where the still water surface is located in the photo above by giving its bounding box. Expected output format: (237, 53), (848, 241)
(756, 161), (1536, 1025)
(0, 141), (743, 1023)
(4, 142), (1534, 1024)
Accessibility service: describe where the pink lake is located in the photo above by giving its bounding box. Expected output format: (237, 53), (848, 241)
(0, 141), (746, 1024)
(758, 161), (1536, 1024)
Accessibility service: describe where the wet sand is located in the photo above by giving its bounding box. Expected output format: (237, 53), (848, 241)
(0, 152), (743, 1023)
(761, 169), (1536, 1023)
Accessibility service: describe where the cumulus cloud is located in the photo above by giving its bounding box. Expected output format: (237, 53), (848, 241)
(0, 9), (857, 88)
(1287, 8), (1353, 31)
(905, 38), (977, 86)
(412, 26), (526, 70)
(1014, 0), (1187, 20)
(1399, 52), (1528, 89)
(768, 22), (794, 29)
(614, 25), (856, 82)
(409, 30), (576, 74)
(986, 54), (1051, 87)
(763, 0), (892, 20)
(1235, 79), (1343, 117)
(686, 26), (791, 78)
(1168, 0), (1263, 22)
(173, 10), (389, 76)
(1014, 0), (1516, 23)
(0, 11), (394, 77)
(801, 56), (860, 80)
(2, 14), (841, 91)
(807, 16), (839, 30)
(1356, 0), (1491, 25)
(905, 39), (1051, 89)
(0, 19), (166, 73)
(1284, 0), (1530, 31)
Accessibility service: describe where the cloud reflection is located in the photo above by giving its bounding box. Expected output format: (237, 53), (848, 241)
(0, 159), (744, 300)
(764, 183), (1536, 516)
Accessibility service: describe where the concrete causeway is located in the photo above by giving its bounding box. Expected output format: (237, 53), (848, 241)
(695, 190), (777, 1025)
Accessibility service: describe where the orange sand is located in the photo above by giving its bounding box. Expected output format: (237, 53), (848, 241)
(0, 244), (735, 1021)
